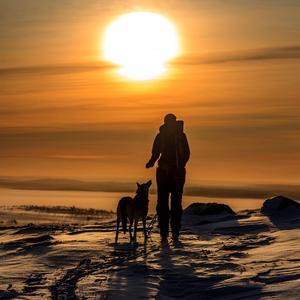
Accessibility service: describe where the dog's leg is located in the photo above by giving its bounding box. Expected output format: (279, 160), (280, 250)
(142, 217), (147, 243)
(133, 218), (138, 242)
(115, 216), (120, 243)
(129, 217), (134, 242)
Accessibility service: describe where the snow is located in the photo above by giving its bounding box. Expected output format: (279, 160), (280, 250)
(0, 198), (299, 299)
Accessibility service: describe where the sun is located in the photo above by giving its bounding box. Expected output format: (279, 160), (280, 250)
(102, 12), (180, 81)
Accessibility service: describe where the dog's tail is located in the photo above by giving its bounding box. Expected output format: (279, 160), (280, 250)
(118, 198), (128, 234)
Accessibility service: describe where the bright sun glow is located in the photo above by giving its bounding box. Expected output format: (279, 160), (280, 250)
(103, 12), (180, 81)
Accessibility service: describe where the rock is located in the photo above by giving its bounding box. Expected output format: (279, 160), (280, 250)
(184, 202), (236, 216)
(261, 196), (300, 216)
(182, 202), (237, 230)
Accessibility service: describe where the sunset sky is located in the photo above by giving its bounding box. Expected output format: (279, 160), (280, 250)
(1, 0), (300, 192)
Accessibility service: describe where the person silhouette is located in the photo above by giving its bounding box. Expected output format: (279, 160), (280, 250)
(146, 114), (190, 242)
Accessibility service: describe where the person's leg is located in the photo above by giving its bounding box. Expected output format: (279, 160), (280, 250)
(170, 168), (185, 241)
(156, 168), (170, 240)
(157, 189), (169, 239)
(170, 190), (182, 240)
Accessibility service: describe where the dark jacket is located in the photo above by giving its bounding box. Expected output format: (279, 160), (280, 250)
(149, 124), (190, 169)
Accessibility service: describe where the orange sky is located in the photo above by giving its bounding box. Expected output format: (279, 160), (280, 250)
(0, 0), (300, 187)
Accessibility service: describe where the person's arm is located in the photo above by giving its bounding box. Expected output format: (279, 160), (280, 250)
(146, 133), (161, 168)
(182, 133), (190, 165)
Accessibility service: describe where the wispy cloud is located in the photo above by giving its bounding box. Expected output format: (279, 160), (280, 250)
(1, 46), (299, 78)
(0, 62), (114, 77)
(174, 46), (300, 65)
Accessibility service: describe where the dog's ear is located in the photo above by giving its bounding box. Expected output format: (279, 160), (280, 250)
(146, 180), (152, 187)
(136, 182), (141, 188)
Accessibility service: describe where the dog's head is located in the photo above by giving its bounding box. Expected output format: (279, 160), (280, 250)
(136, 180), (152, 198)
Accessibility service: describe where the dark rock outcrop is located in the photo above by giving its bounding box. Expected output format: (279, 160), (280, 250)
(261, 196), (300, 229)
(261, 196), (300, 216)
(182, 202), (238, 232)
(184, 202), (236, 216)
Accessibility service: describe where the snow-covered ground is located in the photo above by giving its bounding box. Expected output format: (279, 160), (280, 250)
(0, 198), (299, 299)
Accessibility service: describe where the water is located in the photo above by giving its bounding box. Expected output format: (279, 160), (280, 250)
(0, 188), (264, 213)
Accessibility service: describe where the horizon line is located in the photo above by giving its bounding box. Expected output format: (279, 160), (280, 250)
(0, 177), (299, 201)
